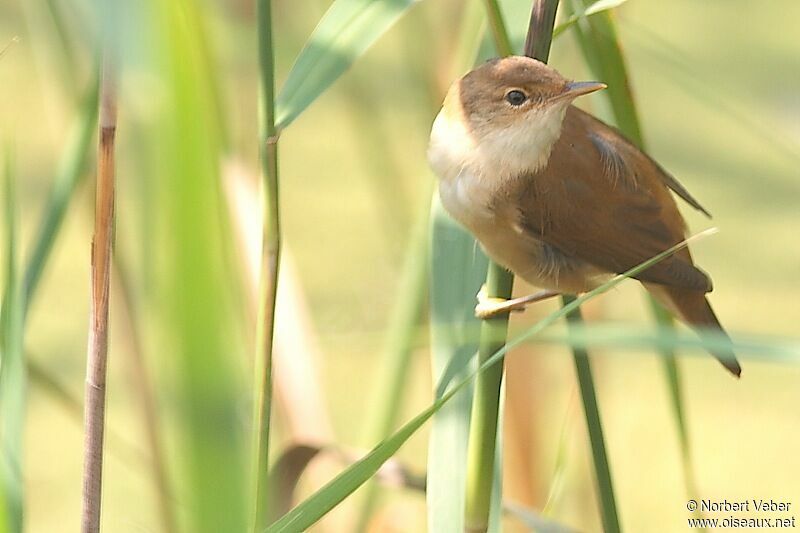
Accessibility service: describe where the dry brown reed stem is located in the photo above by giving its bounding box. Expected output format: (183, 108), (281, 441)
(81, 56), (116, 533)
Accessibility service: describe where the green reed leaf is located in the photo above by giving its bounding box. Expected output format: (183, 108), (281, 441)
(275, 0), (420, 130)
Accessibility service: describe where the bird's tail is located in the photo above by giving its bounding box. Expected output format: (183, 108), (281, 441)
(645, 284), (741, 377)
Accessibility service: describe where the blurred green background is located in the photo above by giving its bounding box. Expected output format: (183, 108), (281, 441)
(1, 0), (799, 531)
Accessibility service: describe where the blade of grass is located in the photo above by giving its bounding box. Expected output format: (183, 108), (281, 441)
(564, 0), (641, 138)
(223, 160), (345, 530)
(1, 147), (25, 533)
(464, 261), (513, 532)
(24, 78), (99, 315)
(81, 50), (117, 533)
(40, 0), (81, 91)
(275, 0), (421, 130)
(270, 440), (580, 533)
(564, 0), (700, 509)
(149, 0), (247, 530)
(551, 0), (629, 38)
(425, 5), (488, 532)
(561, 295), (621, 533)
(505, 502), (579, 533)
(266, 224), (717, 532)
(355, 194), (430, 531)
(464, 2), (560, 531)
(0, 37), (19, 60)
(487, 379), (505, 533)
(252, 0), (280, 531)
(528, 324), (800, 363)
(428, 198), (488, 533)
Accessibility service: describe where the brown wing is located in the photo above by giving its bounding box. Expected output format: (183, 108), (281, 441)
(575, 107), (711, 218)
(514, 106), (713, 292)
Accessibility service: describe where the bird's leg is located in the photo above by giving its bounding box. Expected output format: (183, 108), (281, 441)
(474, 285), (561, 319)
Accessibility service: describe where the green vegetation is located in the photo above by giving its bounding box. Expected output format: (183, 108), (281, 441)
(0, 0), (798, 532)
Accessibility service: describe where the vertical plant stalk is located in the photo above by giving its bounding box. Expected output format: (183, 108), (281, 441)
(253, 0), (280, 530)
(562, 295), (621, 532)
(482, 0), (513, 57)
(463, 2), (560, 531)
(1, 147), (25, 533)
(465, 262), (513, 533)
(81, 53), (117, 533)
(566, 0), (698, 517)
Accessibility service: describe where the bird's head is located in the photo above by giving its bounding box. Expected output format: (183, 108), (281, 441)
(454, 55), (605, 135)
(430, 56), (605, 180)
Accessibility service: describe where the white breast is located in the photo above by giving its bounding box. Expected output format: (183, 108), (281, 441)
(427, 103), (568, 229)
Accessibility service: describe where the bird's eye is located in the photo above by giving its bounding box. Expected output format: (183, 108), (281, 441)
(505, 90), (528, 106)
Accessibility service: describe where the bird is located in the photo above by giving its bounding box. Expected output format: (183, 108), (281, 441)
(427, 55), (740, 376)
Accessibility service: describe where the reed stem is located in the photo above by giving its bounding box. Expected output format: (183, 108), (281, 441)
(464, 262), (513, 532)
(81, 53), (116, 533)
(464, 2), (559, 530)
(252, 0), (280, 530)
(562, 295), (621, 533)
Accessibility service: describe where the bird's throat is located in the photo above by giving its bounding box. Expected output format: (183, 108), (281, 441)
(428, 102), (568, 187)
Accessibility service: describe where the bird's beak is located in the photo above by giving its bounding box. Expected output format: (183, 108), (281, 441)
(553, 81), (607, 102)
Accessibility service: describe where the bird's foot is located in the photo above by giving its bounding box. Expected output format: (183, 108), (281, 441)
(474, 286), (561, 319)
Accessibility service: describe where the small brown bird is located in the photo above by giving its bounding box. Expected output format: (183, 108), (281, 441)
(428, 56), (740, 376)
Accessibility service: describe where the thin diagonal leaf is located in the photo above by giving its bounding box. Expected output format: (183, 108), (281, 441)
(267, 230), (716, 532)
(1, 148), (25, 533)
(427, 199), (486, 533)
(425, 5), (488, 528)
(24, 79), (99, 313)
(275, 0), (420, 130)
(506, 501), (580, 533)
(553, 0), (629, 38)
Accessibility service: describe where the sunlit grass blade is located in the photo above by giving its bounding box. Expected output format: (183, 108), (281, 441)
(487, 380), (504, 533)
(427, 198), (487, 533)
(147, 1), (247, 531)
(267, 225), (714, 532)
(271, 440), (577, 533)
(562, 295), (621, 533)
(275, 0), (420, 130)
(1, 148), (25, 533)
(355, 196), (429, 531)
(0, 37), (19, 60)
(564, 0), (642, 139)
(552, 0), (629, 38)
(505, 502), (579, 533)
(253, 1), (280, 530)
(528, 324), (800, 363)
(40, 0), (82, 90)
(541, 393), (576, 516)
(24, 78), (99, 313)
(424, 7), (490, 530)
